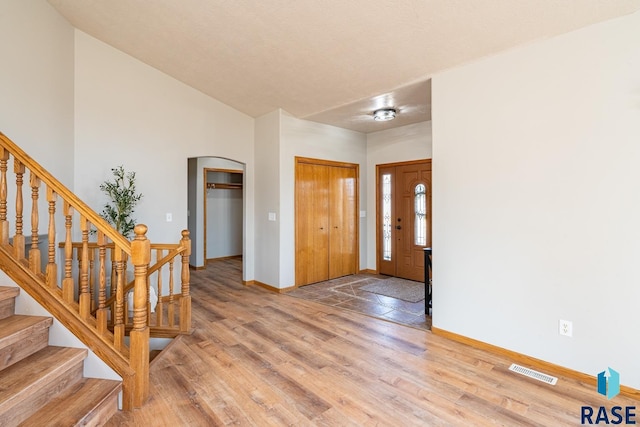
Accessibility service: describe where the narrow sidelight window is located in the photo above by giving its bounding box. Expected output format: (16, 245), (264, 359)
(382, 174), (392, 261)
(415, 184), (426, 246)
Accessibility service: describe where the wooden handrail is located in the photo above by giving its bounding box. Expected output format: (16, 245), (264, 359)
(0, 132), (130, 252)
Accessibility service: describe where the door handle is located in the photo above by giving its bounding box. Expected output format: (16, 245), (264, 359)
(396, 225), (402, 230)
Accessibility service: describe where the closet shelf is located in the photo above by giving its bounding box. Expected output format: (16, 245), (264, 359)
(207, 182), (242, 190)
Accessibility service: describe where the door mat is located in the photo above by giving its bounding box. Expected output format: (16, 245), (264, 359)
(360, 278), (425, 303)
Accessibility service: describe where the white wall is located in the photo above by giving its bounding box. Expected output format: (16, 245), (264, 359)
(0, 0), (74, 186)
(365, 121), (433, 271)
(280, 113), (367, 288)
(73, 31), (255, 277)
(432, 11), (640, 388)
(187, 158), (198, 266)
(206, 187), (242, 258)
(254, 110), (281, 286)
(0, 0), (116, 381)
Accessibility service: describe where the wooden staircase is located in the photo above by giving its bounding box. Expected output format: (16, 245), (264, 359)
(0, 286), (121, 426)
(0, 131), (192, 412)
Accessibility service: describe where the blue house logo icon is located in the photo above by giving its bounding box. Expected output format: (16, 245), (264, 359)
(580, 368), (634, 424)
(597, 367), (620, 399)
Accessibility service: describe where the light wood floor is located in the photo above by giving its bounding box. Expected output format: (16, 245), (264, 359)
(107, 258), (637, 426)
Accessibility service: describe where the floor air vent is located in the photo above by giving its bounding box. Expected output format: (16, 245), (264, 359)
(508, 364), (558, 385)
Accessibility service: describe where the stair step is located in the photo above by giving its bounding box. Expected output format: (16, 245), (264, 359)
(19, 378), (122, 427)
(0, 346), (87, 427)
(0, 286), (20, 301)
(0, 315), (52, 371)
(0, 287), (20, 320)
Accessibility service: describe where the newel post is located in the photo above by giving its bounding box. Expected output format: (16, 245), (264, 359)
(180, 229), (191, 333)
(130, 224), (150, 408)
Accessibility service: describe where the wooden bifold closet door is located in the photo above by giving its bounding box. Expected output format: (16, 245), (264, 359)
(295, 157), (358, 287)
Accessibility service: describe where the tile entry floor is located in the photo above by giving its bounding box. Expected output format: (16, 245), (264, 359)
(286, 273), (431, 330)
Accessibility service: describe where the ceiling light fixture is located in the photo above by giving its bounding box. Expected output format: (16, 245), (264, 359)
(373, 108), (397, 122)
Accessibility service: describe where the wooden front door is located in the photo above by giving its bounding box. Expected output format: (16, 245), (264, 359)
(295, 158), (358, 286)
(378, 160), (432, 282)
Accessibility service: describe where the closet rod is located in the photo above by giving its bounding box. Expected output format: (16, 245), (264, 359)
(206, 182), (242, 190)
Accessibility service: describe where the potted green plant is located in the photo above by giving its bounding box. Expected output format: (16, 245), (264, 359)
(99, 165), (143, 239)
(99, 166), (157, 312)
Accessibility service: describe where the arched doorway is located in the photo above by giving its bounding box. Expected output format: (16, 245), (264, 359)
(187, 157), (245, 270)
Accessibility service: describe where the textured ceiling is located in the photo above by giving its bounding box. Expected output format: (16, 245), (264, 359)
(48, 0), (640, 133)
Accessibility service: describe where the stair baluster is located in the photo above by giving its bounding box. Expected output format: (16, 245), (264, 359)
(13, 160), (25, 260)
(46, 186), (58, 287)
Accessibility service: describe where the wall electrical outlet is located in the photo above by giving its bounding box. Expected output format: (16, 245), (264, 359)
(166, 213), (173, 222)
(559, 319), (573, 337)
